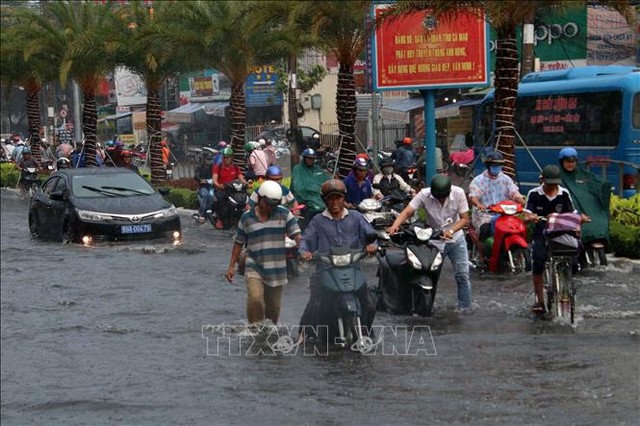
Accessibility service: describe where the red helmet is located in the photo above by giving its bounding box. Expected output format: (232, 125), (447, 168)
(403, 137), (413, 145)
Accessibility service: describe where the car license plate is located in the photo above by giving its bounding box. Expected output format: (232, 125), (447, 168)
(121, 224), (152, 234)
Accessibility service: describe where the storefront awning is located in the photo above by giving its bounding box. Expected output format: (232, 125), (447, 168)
(98, 112), (132, 122)
(382, 98), (424, 113)
(435, 99), (482, 119)
(164, 103), (204, 124)
(202, 102), (229, 117)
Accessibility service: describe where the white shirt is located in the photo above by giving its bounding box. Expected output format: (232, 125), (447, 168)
(409, 185), (469, 247)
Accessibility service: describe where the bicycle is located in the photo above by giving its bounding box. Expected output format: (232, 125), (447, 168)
(541, 213), (582, 324)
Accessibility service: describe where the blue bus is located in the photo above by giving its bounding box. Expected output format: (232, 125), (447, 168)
(472, 65), (640, 197)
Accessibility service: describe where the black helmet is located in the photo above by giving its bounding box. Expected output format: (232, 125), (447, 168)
(321, 179), (347, 201)
(484, 151), (504, 166)
(379, 157), (394, 168)
(430, 174), (451, 198)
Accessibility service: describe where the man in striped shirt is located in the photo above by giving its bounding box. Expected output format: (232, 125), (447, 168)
(226, 181), (301, 324)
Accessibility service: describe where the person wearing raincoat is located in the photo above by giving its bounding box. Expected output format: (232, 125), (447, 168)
(558, 147), (611, 266)
(290, 148), (329, 231)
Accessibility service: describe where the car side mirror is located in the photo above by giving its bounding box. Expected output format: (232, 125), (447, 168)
(50, 190), (67, 201)
(158, 187), (171, 196)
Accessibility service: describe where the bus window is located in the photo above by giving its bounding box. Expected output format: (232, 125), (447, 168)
(473, 103), (494, 147)
(633, 93), (640, 129)
(515, 91), (622, 147)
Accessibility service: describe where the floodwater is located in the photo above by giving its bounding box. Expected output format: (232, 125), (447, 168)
(1, 188), (638, 425)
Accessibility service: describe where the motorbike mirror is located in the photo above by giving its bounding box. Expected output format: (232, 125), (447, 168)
(158, 187), (171, 196)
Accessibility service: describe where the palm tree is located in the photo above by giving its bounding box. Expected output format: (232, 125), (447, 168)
(16, 1), (120, 168)
(310, 1), (370, 177)
(170, 1), (277, 168)
(114, 1), (199, 186)
(380, 0), (633, 180)
(246, 1), (318, 168)
(0, 19), (57, 162)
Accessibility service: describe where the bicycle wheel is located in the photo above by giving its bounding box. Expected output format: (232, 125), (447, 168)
(555, 259), (573, 322)
(543, 262), (555, 313)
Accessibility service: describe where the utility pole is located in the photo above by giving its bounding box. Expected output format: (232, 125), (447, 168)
(73, 81), (82, 145)
(520, 12), (536, 79)
(287, 54), (301, 167)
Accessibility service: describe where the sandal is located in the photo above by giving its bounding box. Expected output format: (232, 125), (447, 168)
(531, 302), (545, 314)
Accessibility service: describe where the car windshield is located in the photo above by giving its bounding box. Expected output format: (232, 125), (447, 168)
(72, 173), (155, 198)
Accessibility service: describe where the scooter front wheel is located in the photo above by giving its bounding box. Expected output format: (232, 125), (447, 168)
(413, 287), (435, 317)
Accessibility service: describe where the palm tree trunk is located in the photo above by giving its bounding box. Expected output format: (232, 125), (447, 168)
(147, 88), (164, 186)
(336, 62), (357, 178)
(82, 92), (98, 167)
(26, 90), (42, 161)
(229, 82), (246, 169)
(493, 31), (519, 181)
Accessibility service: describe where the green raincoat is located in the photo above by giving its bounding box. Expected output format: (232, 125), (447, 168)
(560, 166), (611, 246)
(290, 163), (329, 213)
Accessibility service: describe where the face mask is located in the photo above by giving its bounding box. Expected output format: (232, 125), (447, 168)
(489, 165), (502, 175)
(382, 166), (394, 175)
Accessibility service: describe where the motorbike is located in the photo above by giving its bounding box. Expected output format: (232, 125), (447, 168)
(187, 146), (218, 167)
(164, 162), (175, 180)
(218, 179), (248, 229)
(22, 167), (40, 197)
(468, 200), (531, 274)
(375, 220), (447, 317)
(358, 197), (398, 239)
(303, 246), (377, 351)
(372, 183), (411, 215)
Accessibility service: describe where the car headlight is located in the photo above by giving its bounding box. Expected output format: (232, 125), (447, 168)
(76, 209), (113, 221)
(153, 206), (177, 218)
(330, 254), (352, 266)
(414, 226), (433, 241)
(430, 252), (443, 271)
(406, 248), (422, 270)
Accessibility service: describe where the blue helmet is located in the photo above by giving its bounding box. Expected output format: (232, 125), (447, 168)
(266, 165), (283, 178)
(558, 147), (578, 161)
(302, 148), (316, 158)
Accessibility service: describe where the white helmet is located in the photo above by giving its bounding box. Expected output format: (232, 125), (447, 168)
(258, 138), (266, 147)
(257, 180), (282, 205)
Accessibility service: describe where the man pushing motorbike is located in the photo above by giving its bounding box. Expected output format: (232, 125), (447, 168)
(298, 179), (379, 337)
(388, 174), (473, 313)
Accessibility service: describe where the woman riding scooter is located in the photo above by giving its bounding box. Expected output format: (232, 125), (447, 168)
(558, 147), (611, 266)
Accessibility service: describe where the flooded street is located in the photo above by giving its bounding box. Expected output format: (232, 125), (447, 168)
(1, 188), (639, 425)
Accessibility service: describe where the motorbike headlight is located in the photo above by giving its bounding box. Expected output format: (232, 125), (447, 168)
(330, 254), (352, 266)
(359, 198), (382, 212)
(414, 226), (433, 241)
(153, 206), (177, 218)
(76, 209), (114, 221)
(232, 182), (243, 191)
(430, 252), (443, 271)
(502, 204), (518, 215)
(406, 248), (422, 270)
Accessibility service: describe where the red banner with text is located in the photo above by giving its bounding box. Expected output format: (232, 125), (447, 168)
(374, 6), (488, 90)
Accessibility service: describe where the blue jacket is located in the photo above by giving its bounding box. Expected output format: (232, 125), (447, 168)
(343, 172), (373, 206)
